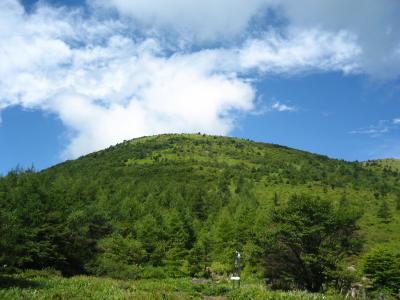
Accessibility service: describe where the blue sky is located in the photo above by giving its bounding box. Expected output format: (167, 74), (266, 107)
(1, 0), (400, 174)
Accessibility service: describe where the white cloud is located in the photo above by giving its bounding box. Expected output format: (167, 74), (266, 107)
(349, 127), (389, 137)
(239, 28), (361, 74)
(276, 0), (400, 78)
(0, 1), (255, 158)
(271, 102), (296, 112)
(98, 0), (400, 79)
(1, 0), (398, 159)
(57, 51), (255, 157)
(350, 119), (400, 138)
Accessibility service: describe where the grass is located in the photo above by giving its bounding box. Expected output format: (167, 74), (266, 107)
(0, 271), (346, 300)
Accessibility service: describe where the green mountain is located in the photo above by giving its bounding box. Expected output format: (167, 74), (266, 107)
(364, 158), (400, 172)
(1, 134), (399, 280)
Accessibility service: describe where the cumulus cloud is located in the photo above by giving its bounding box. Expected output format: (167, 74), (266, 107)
(1, 0), (398, 159)
(0, 0), (256, 158)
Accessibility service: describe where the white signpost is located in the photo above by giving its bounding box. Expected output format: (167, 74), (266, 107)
(230, 250), (241, 288)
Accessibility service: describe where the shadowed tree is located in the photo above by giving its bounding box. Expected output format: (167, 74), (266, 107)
(264, 194), (363, 292)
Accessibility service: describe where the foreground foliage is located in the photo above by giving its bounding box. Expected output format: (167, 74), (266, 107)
(0, 271), (347, 300)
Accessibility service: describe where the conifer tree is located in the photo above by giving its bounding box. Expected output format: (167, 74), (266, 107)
(377, 199), (391, 223)
(273, 192), (280, 206)
(396, 194), (400, 211)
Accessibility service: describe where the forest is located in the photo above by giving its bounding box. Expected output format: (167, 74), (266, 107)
(1, 134), (399, 298)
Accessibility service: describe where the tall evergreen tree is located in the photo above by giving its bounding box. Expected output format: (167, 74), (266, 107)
(272, 192), (280, 206)
(396, 194), (400, 211)
(377, 199), (392, 223)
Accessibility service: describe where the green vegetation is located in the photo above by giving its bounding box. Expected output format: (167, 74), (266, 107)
(1, 134), (399, 297)
(363, 247), (400, 294)
(377, 199), (392, 223)
(0, 270), (346, 299)
(264, 195), (362, 292)
(364, 158), (400, 173)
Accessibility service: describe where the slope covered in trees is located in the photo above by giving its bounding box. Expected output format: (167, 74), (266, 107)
(1, 134), (399, 292)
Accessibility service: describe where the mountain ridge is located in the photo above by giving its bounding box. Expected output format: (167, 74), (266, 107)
(45, 133), (399, 173)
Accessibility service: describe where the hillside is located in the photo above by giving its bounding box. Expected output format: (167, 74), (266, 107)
(364, 158), (400, 172)
(1, 134), (399, 282)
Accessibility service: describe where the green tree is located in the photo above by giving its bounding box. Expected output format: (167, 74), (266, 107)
(377, 199), (391, 223)
(89, 234), (146, 279)
(339, 194), (349, 207)
(264, 194), (363, 292)
(164, 209), (194, 262)
(272, 192), (280, 206)
(0, 208), (18, 272)
(135, 214), (166, 265)
(396, 194), (400, 211)
(363, 247), (400, 294)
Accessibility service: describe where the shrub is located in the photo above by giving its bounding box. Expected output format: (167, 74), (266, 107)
(23, 268), (62, 278)
(88, 234), (146, 279)
(211, 261), (230, 276)
(139, 266), (167, 279)
(363, 247), (400, 294)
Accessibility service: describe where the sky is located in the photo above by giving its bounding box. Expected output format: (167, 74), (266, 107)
(1, 0), (400, 174)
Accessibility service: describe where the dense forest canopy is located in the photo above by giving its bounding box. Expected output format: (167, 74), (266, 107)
(1, 134), (399, 293)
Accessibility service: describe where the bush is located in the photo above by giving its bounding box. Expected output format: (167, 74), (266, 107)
(363, 247), (400, 294)
(211, 261), (230, 276)
(325, 263), (359, 294)
(91, 259), (142, 280)
(139, 266), (167, 279)
(88, 234), (146, 279)
(23, 268), (62, 278)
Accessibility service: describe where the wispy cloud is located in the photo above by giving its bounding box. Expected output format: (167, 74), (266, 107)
(271, 102), (297, 112)
(350, 118), (400, 137)
(368, 139), (400, 159)
(251, 100), (298, 115)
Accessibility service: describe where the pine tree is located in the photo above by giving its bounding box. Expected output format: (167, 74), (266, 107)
(396, 194), (400, 211)
(377, 199), (391, 223)
(339, 194), (349, 207)
(273, 192), (280, 206)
